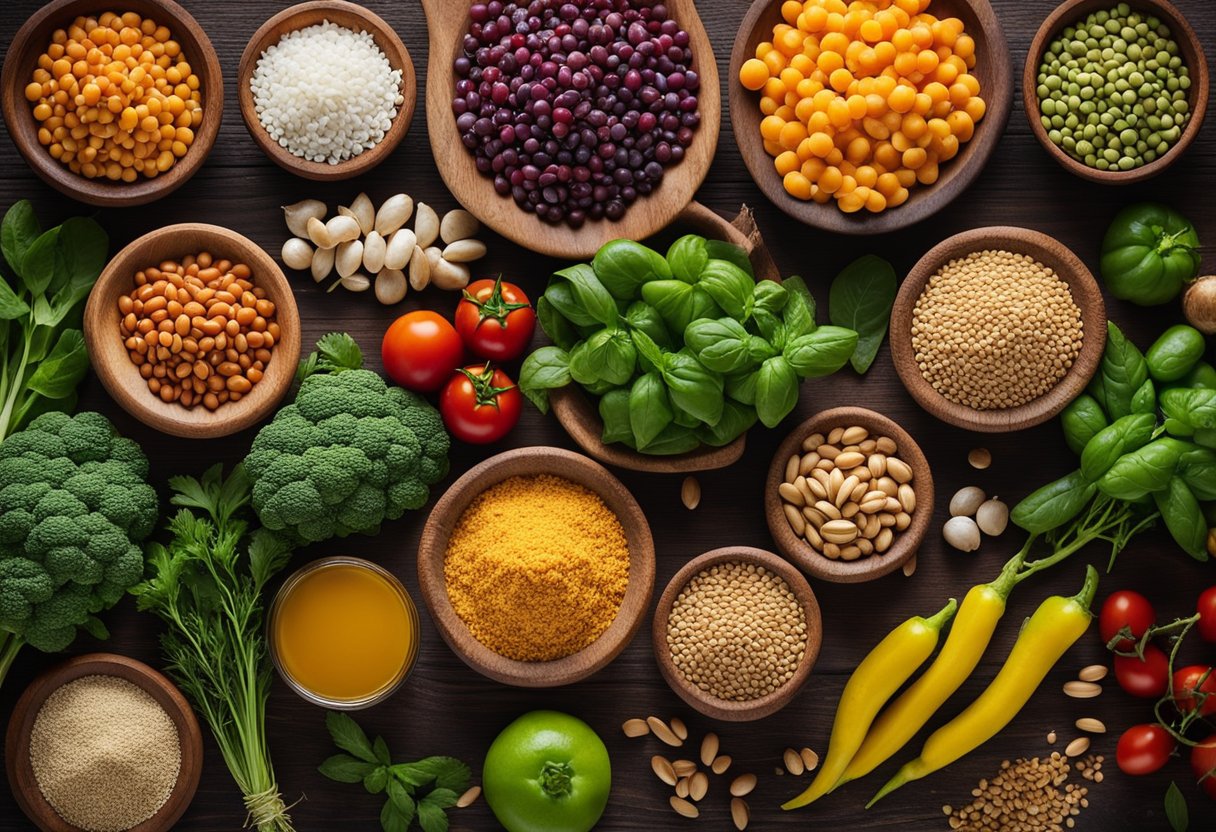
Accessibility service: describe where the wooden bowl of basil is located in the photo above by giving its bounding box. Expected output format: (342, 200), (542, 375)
(540, 202), (779, 474)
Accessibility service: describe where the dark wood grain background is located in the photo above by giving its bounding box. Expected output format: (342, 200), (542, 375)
(2, 0), (1216, 829)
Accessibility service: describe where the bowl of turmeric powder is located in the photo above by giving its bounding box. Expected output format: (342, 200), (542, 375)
(417, 446), (656, 688)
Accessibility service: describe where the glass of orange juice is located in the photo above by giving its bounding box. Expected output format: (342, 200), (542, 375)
(269, 556), (420, 709)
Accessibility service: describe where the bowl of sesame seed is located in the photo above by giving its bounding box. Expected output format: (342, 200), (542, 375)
(889, 226), (1106, 433)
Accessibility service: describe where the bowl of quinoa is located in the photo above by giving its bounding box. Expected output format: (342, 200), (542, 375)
(890, 226), (1106, 433)
(417, 446), (655, 688)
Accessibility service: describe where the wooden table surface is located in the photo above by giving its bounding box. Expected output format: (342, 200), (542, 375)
(2, 0), (1215, 830)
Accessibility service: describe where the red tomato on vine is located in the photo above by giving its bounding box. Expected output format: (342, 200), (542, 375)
(455, 277), (536, 362)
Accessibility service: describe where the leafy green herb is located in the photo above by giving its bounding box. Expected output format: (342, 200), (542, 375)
(319, 712), (470, 832)
(1165, 782), (1189, 832)
(518, 346), (572, 413)
(828, 255), (896, 374)
(0, 201), (107, 442)
(1090, 321), (1149, 420)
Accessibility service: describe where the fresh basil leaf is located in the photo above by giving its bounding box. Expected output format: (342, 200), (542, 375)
(828, 255), (896, 374)
(20, 227), (61, 296)
(671, 401), (701, 428)
(684, 318), (753, 374)
(784, 326), (858, 378)
(704, 239), (754, 278)
(579, 328), (635, 385)
(386, 778), (415, 813)
(1161, 387), (1216, 430)
(1177, 444), (1216, 500)
(726, 368), (759, 405)
(637, 423), (701, 455)
(753, 280), (789, 314)
(661, 350), (724, 427)
(1079, 413), (1156, 482)
(372, 736), (391, 766)
(553, 263), (617, 327)
(1094, 321), (1149, 420)
(544, 281), (599, 327)
(422, 788), (459, 810)
(518, 346), (571, 413)
(752, 308), (785, 350)
(1060, 394), (1109, 456)
(630, 372), (674, 449)
(755, 356), (799, 428)
(381, 798), (410, 832)
(666, 234), (708, 284)
(26, 329), (88, 399)
(699, 400), (757, 446)
(416, 798), (451, 832)
(1154, 478), (1208, 561)
(689, 286), (721, 323)
(698, 259), (754, 320)
(1, 199), (40, 271)
(410, 757), (470, 793)
(630, 326), (664, 373)
(1097, 437), (1188, 501)
(318, 754), (377, 784)
(1165, 782), (1189, 832)
(364, 766), (389, 794)
(536, 295), (580, 351)
(1195, 428), (1216, 449)
(641, 279), (695, 333)
(327, 711), (379, 763)
(624, 300), (673, 350)
(593, 239), (670, 298)
(782, 288), (815, 338)
(1011, 469), (1095, 534)
(599, 389), (635, 445)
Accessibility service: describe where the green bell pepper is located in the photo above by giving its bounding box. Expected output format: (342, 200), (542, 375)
(1099, 203), (1201, 306)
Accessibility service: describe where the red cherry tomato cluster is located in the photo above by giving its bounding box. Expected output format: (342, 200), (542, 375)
(380, 278), (536, 444)
(1100, 587), (1216, 797)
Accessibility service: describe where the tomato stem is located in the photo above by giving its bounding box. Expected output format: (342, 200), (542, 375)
(464, 275), (530, 329)
(459, 363), (516, 409)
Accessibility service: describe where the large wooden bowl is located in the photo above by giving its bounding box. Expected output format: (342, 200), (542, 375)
(83, 223), (302, 439)
(1023, 0), (1208, 184)
(548, 201), (777, 474)
(420, 0), (720, 258)
(237, 1), (415, 180)
(765, 407), (933, 584)
(651, 546), (822, 721)
(417, 447), (655, 688)
(0, 0), (222, 207)
(5, 653), (204, 832)
(889, 226), (1106, 433)
(729, 0), (1012, 235)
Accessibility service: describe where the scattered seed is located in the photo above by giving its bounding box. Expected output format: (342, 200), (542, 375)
(945, 753), (1099, 831)
(975, 498), (1009, 536)
(783, 748), (805, 776)
(670, 716), (689, 741)
(1047, 730), (1057, 744)
(712, 755), (732, 775)
(731, 797), (749, 830)
(622, 718), (650, 738)
(1075, 718), (1106, 734)
(943, 515), (982, 552)
(700, 734), (719, 767)
(949, 486), (987, 517)
(730, 773), (757, 797)
(675, 777), (690, 799)
(902, 553), (917, 577)
(652, 755), (677, 786)
(800, 747), (819, 772)
(1065, 737), (1091, 757)
(689, 771), (709, 801)
(648, 716), (682, 747)
(1063, 681), (1102, 699)
(673, 759), (697, 778)
(681, 476), (701, 510)
(670, 796), (699, 818)
(942, 804), (953, 816)
(456, 785), (481, 808)
(1078, 665), (1108, 683)
(968, 447), (992, 469)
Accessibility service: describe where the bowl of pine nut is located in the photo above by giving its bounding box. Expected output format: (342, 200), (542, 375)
(83, 223), (301, 438)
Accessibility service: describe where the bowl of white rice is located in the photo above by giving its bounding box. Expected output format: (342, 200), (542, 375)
(237, 0), (415, 180)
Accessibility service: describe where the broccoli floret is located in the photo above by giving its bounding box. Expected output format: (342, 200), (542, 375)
(0, 412), (158, 687)
(246, 334), (450, 545)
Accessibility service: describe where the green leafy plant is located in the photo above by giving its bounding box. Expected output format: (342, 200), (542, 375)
(1165, 781), (1188, 832)
(131, 465), (295, 831)
(828, 255), (896, 374)
(319, 711), (470, 832)
(0, 200), (107, 442)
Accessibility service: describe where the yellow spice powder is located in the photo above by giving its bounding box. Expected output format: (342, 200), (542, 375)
(444, 474), (630, 661)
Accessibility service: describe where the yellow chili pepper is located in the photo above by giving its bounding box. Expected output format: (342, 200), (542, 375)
(781, 598), (957, 811)
(867, 565), (1099, 806)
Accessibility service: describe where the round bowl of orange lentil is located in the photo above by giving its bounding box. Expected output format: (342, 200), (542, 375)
(83, 223), (301, 439)
(1, 0), (222, 207)
(728, 0), (1012, 234)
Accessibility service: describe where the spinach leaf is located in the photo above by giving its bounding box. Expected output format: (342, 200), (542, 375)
(699, 400), (757, 446)
(1011, 469), (1096, 534)
(593, 240), (670, 299)
(0, 199), (40, 269)
(704, 239), (754, 277)
(543, 281), (600, 327)
(1161, 387), (1216, 430)
(598, 389), (635, 446)
(629, 372), (674, 449)
(698, 260), (755, 321)
(1060, 394), (1109, 456)
(552, 263), (618, 326)
(1079, 413), (1156, 482)
(666, 235), (708, 284)
(753, 280), (789, 315)
(536, 296), (580, 351)
(755, 356), (799, 428)
(1092, 321), (1149, 419)
(661, 350), (724, 427)
(1154, 477), (1208, 561)
(684, 318), (754, 374)
(568, 328), (636, 386)
(725, 368), (759, 405)
(784, 326), (858, 378)
(783, 288), (815, 339)
(624, 301), (673, 351)
(638, 423), (702, 455)
(518, 346), (571, 413)
(1097, 437), (1188, 501)
(828, 255), (896, 374)
(19, 227), (61, 296)
(25, 329), (88, 400)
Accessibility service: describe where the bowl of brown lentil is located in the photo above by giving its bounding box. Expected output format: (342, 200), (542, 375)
(417, 446), (655, 688)
(83, 223), (301, 439)
(5, 652), (204, 832)
(765, 407), (934, 584)
(889, 226), (1106, 433)
(652, 546), (821, 722)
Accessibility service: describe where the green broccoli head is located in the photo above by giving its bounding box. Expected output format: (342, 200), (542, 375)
(0, 412), (157, 657)
(246, 334), (450, 545)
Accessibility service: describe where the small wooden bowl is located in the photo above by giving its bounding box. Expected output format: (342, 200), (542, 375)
(651, 546), (822, 721)
(83, 223), (302, 439)
(1, 0), (222, 207)
(237, 1), (415, 180)
(729, 0), (1011, 235)
(5, 653), (204, 832)
(1022, 0), (1208, 184)
(417, 447), (655, 688)
(420, 0), (720, 258)
(765, 408), (933, 584)
(889, 226), (1106, 432)
(548, 201), (776, 474)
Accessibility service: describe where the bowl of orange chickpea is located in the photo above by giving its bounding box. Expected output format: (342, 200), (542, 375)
(1, 0), (223, 207)
(728, 0), (1012, 234)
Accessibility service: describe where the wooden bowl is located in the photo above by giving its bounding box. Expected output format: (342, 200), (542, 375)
(548, 201), (776, 474)
(420, 0), (720, 258)
(889, 226), (1106, 432)
(765, 408), (933, 584)
(651, 546), (822, 721)
(417, 447), (655, 688)
(237, 1), (415, 180)
(0, 0), (222, 207)
(5, 653), (204, 832)
(83, 223), (302, 439)
(1022, 0), (1209, 184)
(728, 0), (1012, 235)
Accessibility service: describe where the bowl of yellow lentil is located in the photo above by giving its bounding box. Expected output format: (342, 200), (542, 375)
(727, 0), (1012, 234)
(417, 446), (656, 688)
(1, 0), (222, 207)
(652, 546), (822, 721)
(889, 226), (1106, 432)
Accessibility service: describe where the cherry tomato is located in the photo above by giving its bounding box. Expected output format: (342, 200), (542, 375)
(1191, 734), (1216, 800)
(1173, 665), (1216, 717)
(382, 311), (464, 392)
(454, 276), (536, 362)
(1198, 586), (1216, 643)
(1116, 724), (1176, 775)
(1114, 643), (1170, 698)
(1100, 590), (1156, 651)
(440, 364), (522, 444)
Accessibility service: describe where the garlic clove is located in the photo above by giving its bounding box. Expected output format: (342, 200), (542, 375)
(943, 515), (981, 552)
(363, 231), (387, 274)
(282, 199), (326, 238)
(281, 238), (313, 270)
(949, 486), (986, 518)
(414, 202), (439, 249)
(383, 229), (416, 271)
(375, 267), (407, 305)
(306, 216), (333, 249)
(311, 246), (335, 282)
(349, 192), (376, 236)
(440, 208), (479, 243)
(335, 239), (364, 278)
(432, 258), (471, 290)
(409, 245), (430, 291)
(442, 238), (487, 263)
(375, 194), (413, 236)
